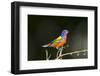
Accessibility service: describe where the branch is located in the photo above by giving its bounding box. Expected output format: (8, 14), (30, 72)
(45, 50), (51, 60)
(56, 49), (87, 59)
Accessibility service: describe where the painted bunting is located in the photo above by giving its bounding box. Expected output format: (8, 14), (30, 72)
(42, 30), (69, 49)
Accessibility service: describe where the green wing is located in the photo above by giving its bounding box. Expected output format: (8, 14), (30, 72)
(52, 36), (62, 43)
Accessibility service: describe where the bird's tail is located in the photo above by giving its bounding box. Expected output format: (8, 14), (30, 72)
(42, 44), (49, 47)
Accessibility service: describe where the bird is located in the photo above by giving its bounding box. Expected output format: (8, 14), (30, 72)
(42, 30), (69, 49)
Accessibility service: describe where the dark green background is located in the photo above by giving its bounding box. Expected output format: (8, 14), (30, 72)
(28, 15), (88, 61)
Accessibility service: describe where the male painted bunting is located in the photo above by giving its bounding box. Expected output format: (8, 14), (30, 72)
(42, 30), (69, 49)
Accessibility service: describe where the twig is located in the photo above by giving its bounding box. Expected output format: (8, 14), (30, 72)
(59, 50), (63, 59)
(56, 49), (87, 59)
(45, 50), (51, 60)
(45, 50), (48, 60)
(59, 47), (64, 59)
(56, 50), (60, 58)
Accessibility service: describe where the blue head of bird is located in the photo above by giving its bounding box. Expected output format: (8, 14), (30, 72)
(61, 30), (69, 38)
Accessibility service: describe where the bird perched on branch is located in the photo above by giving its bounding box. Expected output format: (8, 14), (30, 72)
(42, 30), (69, 49)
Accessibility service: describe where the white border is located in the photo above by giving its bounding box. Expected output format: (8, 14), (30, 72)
(20, 6), (95, 70)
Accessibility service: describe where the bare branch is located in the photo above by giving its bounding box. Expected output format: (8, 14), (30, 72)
(56, 49), (87, 59)
(45, 50), (48, 60)
(45, 50), (51, 60)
